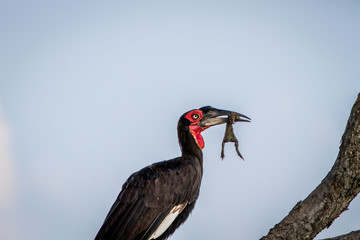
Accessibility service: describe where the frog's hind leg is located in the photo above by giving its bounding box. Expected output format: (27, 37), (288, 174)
(234, 140), (244, 160)
(221, 141), (226, 160)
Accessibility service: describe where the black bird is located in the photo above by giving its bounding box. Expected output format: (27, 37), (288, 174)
(95, 106), (250, 240)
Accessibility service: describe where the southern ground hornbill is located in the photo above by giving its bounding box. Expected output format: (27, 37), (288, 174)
(95, 106), (250, 240)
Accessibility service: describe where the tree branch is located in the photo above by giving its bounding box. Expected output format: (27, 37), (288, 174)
(322, 230), (360, 240)
(260, 93), (360, 240)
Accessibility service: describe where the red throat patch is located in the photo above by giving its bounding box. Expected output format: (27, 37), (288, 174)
(189, 125), (209, 149)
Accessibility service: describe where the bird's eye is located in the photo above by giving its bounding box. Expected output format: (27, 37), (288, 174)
(192, 114), (200, 120)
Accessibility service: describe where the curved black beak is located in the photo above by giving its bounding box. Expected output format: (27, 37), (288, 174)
(199, 106), (251, 127)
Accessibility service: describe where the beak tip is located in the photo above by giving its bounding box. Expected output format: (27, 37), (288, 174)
(234, 114), (251, 123)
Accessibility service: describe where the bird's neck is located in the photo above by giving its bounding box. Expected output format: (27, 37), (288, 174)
(177, 125), (204, 163)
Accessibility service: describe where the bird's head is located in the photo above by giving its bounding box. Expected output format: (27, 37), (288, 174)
(178, 106), (250, 150)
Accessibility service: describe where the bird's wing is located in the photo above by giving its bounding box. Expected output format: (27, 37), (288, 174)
(95, 157), (202, 240)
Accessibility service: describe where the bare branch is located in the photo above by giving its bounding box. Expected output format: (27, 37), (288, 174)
(322, 230), (360, 240)
(261, 93), (360, 240)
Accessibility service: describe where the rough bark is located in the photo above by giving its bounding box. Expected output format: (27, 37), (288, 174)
(260, 93), (360, 240)
(322, 230), (360, 240)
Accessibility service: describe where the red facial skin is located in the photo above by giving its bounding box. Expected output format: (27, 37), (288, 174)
(184, 110), (209, 149)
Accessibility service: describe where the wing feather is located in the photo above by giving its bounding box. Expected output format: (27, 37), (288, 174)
(95, 156), (202, 240)
(139, 209), (172, 240)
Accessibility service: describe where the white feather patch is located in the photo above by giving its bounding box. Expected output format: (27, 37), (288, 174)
(149, 203), (187, 240)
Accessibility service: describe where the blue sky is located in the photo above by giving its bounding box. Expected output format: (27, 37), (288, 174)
(1, 1), (360, 239)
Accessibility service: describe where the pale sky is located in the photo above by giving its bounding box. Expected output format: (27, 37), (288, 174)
(1, 1), (360, 240)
